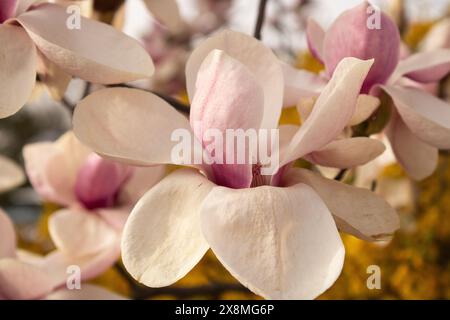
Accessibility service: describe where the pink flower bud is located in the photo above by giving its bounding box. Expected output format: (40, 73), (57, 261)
(75, 154), (133, 210)
(0, 0), (17, 23)
(323, 2), (400, 93)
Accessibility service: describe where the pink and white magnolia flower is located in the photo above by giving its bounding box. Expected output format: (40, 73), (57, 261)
(22, 131), (165, 279)
(72, 30), (399, 299)
(0, 0), (154, 118)
(0, 208), (125, 300)
(286, 2), (450, 180)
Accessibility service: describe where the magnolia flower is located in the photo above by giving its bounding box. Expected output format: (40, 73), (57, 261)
(0, 155), (25, 194)
(0, 208), (124, 299)
(72, 30), (399, 299)
(22, 132), (165, 278)
(0, 0), (154, 118)
(286, 2), (450, 180)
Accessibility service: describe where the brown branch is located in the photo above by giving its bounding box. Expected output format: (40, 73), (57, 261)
(334, 169), (348, 181)
(254, 0), (268, 40)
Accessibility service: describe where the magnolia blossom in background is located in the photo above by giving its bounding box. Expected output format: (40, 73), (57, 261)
(72, 30), (399, 299)
(22, 132), (165, 283)
(0, 0), (154, 118)
(0, 208), (125, 300)
(0, 155), (25, 194)
(286, 2), (450, 180)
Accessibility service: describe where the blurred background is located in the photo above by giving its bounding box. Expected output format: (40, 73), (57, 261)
(1, 0), (450, 299)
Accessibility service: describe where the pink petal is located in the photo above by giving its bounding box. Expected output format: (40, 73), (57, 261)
(23, 132), (91, 206)
(201, 182), (344, 299)
(16, 3), (154, 84)
(306, 18), (325, 62)
(122, 169), (214, 287)
(283, 168), (399, 241)
(305, 137), (386, 169)
(97, 208), (130, 231)
(73, 88), (196, 166)
(46, 284), (125, 300)
(382, 85), (450, 149)
(74, 154), (133, 210)
(190, 50), (264, 189)
(281, 62), (326, 107)
(142, 0), (185, 34)
(48, 209), (119, 257)
(0, 258), (54, 300)
(386, 111), (438, 180)
(390, 49), (450, 83)
(186, 30), (284, 129)
(0, 209), (16, 259)
(323, 2), (400, 92)
(0, 0), (17, 22)
(0, 24), (36, 119)
(281, 58), (374, 166)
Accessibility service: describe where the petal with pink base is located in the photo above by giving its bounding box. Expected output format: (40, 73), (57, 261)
(0, 0), (17, 22)
(306, 18), (325, 62)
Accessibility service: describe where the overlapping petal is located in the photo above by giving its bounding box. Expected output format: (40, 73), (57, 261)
(0, 209), (16, 258)
(306, 18), (325, 62)
(201, 183), (344, 299)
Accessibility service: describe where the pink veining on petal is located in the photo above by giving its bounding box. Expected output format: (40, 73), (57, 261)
(323, 2), (400, 93)
(0, 0), (17, 23)
(74, 154), (133, 210)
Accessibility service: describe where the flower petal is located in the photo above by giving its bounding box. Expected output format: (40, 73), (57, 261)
(46, 284), (125, 300)
(186, 30), (284, 129)
(386, 111), (438, 180)
(419, 18), (450, 52)
(306, 18), (325, 62)
(282, 58), (374, 166)
(0, 209), (16, 259)
(283, 168), (399, 241)
(191, 50), (264, 188)
(391, 49), (450, 83)
(122, 169), (214, 287)
(281, 62), (326, 107)
(305, 137), (386, 169)
(23, 132), (91, 206)
(0, 24), (36, 119)
(16, 3), (154, 83)
(0, 0), (17, 22)
(36, 50), (71, 101)
(49, 209), (119, 257)
(382, 85), (450, 149)
(142, 0), (185, 34)
(201, 183), (344, 299)
(349, 94), (380, 126)
(73, 88), (195, 166)
(0, 155), (25, 194)
(0, 258), (54, 300)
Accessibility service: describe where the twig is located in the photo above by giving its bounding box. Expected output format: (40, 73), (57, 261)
(254, 0), (268, 40)
(334, 169), (348, 181)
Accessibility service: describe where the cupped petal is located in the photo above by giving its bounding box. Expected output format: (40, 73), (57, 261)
(305, 137), (385, 169)
(281, 58), (374, 166)
(190, 50), (264, 189)
(186, 30), (284, 129)
(16, 3), (154, 84)
(0, 258), (54, 300)
(23, 132), (91, 206)
(382, 85), (450, 149)
(0, 155), (25, 194)
(419, 18), (450, 52)
(386, 111), (438, 180)
(283, 168), (399, 241)
(73, 88), (196, 166)
(46, 284), (125, 300)
(48, 209), (119, 257)
(281, 63), (326, 107)
(306, 18), (325, 62)
(349, 94), (380, 126)
(15, 0), (36, 16)
(0, 209), (16, 258)
(390, 49), (450, 83)
(143, 0), (185, 34)
(0, 24), (36, 119)
(323, 2), (400, 92)
(201, 183), (344, 300)
(122, 169), (214, 287)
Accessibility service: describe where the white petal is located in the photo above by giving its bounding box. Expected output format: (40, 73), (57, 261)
(349, 94), (380, 126)
(201, 183), (344, 300)
(143, 0), (185, 34)
(0, 155), (24, 194)
(121, 169), (214, 287)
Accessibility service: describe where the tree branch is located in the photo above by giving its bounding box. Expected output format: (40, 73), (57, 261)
(254, 0), (268, 40)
